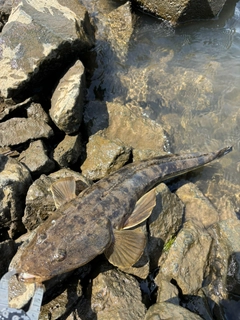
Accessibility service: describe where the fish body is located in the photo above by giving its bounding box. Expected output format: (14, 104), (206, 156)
(17, 146), (232, 283)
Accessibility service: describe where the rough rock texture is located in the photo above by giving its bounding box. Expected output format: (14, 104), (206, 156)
(148, 183), (184, 269)
(50, 60), (85, 134)
(156, 220), (212, 295)
(84, 101), (167, 154)
(0, 0), (11, 31)
(23, 168), (91, 231)
(0, 0), (94, 99)
(0, 155), (32, 237)
(0, 117), (53, 147)
(0, 239), (17, 277)
(19, 140), (55, 176)
(76, 266), (146, 319)
(176, 182), (219, 228)
(145, 302), (203, 320)
(81, 134), (131, 180)
(53, 133), (82, 167)
(132, 0), (227, 25)
(105, 1), (135, 60)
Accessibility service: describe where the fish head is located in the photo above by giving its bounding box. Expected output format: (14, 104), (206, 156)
(16, 210), (112, 283)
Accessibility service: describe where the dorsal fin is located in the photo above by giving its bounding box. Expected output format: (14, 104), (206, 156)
(123, 189), (156, 229)
(50, 177), (76, 209)
(104, 229), (146, 268)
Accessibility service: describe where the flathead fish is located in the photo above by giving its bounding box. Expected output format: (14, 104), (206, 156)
(16, 146), (232, 283)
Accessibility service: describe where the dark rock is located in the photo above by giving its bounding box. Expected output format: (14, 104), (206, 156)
(0, 239), (17, 277)
(53, 133), (82, 168)
(0, 154), (32, 237)
(131, 0), (227, 25)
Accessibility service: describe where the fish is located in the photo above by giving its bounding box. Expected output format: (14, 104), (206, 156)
(16, 146), (232, 283)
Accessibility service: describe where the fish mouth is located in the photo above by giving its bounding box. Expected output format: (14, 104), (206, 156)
(18, 272), (43, 283)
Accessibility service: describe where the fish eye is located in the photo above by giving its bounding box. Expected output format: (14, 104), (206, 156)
(36, 233), (47, 244)
(52, 248), (67, 262)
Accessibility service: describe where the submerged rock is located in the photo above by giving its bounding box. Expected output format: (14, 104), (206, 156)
(50, 60), (85, 134)
(131, 0), (227, 24)
(0, 0), (94, 99)
(81, 134), (131, 180)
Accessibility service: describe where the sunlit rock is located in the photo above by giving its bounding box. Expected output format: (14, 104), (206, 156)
(50, 60), (85, 134)
(0, 0), (94, 99)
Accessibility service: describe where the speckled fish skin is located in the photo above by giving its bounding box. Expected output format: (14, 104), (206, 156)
(17, 146), (232, 282)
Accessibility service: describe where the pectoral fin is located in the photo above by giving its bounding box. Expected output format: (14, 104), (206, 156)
(104, 229), (146, 268)
(50, 177), (76, 208)
(123, 189), (156, 229)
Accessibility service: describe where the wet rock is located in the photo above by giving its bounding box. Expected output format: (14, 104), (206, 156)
(0, 117), (53, 147)
(176, 182), (219, 228)
(50, 60), (85, 134)
(23, 168), (91, 231)
(145, 302), (203, 320)
(84, 101), (167, 154)
(132, 0), (227, 25)
(148, 183), (184, 269)
(53, 133), (82, 168)
(0, 239), (17, 277)
(0, 154), (32, 237)
(105, 2), (135, 60)
(81, 134), (131, 180)
(0, 0), (11, 31)
(76, 266), (146, 319)
(19, 140), (55, 176)
(156, 220), (212, 295)
(0, 0), (94, 99)
(203, 219), (240, 317)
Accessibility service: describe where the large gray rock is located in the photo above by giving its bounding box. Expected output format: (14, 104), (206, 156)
(0, 155), (32, 237)
(132, 0), (227, 24)
(19, 140), (55, 176)
(50, 60), (85, 134)
(0, 0), (94, 99)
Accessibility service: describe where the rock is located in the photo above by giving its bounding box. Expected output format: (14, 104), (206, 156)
(84, 101), (167, 154)
(50, 60), (85, 134)
(176, 182), (219, 228)
(81, 134), (131, 180)
(76, 266), (146, 319)
(157, 279), (180, 305)
(23, 168), (91, 231)
(0, 0), (11, 31)
(19, 140), (55, 176)
(148, 183), (184, 269)
(53, 133), (82, 168)
(0, 0), (94, 99)
(203, 219), (240, 317)
(105, 2), (135, 60)
(0, 117), (53, 147)
(131, 0), (227, 25)
(0, 239), (17, 277)
(145, 302), (203, 320)
(39, 276), (82, 319)
(0, 98), (31, 121)
(155, 220), (212, 295)
(0, 154), (32, 237)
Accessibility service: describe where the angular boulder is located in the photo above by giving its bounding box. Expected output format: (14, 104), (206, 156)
(132, 0), (227, 25)
(0, 0), (94, 99)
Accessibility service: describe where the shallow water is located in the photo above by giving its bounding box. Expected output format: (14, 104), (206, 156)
(86, 0), (240, 215)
